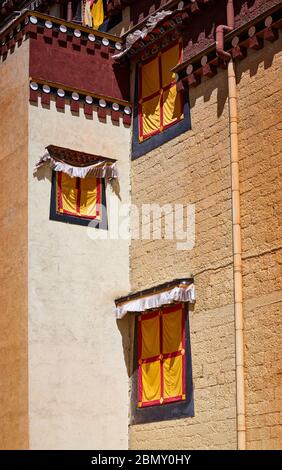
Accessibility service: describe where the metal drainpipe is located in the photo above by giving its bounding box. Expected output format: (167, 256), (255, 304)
(216, 0), (246, 450)
(67, 1), (73, 22)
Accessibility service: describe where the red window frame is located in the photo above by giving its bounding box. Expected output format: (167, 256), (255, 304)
(138, 40), (184, 142)
(56, 172), (102, 220)
(137, 303), (186, 408)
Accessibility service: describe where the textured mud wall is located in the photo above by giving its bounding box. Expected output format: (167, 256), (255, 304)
(0, 41), (29, 449)
(130, 67), (237, 449)
(129, 33), (282, 451)
(237, 37), (282, 450)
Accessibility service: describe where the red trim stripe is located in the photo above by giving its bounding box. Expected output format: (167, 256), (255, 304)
(140, 354), (161, 365)
(138, 316), (142, 361)
(76, 177), (81, 215)
(96, 178), (101, 218)
(158, 53), (164, 131)
(139, 399), (162, 408)
(57, 172), (63, 212)
(138, 63), (144, 139)
(140, 350), (182, 365)
(163, 395), (183, 404)
(163, 350), (182, 360)
(182, 304), (186, 397)
(59, 209), (99, 220)
(160, 310), (164, 404)
(141, 395), (184, 408)
(141, 128), (160, 140)
(138, 316), (143, 405)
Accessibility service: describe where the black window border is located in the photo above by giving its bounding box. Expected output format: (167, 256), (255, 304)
(130, 302), (194, 425)
(49, 171), (108, 229)
(131, 61), (192, 160)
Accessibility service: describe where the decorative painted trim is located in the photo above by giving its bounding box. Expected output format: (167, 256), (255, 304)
(29, 78), (132, 126)
(0, 10), (125, 58)
(119, 0), (213, 61)
(174, 4), (282, 89)
(125, 15), (183, 61)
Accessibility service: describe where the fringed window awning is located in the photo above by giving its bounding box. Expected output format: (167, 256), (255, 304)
(35, 145), (118, 179)
(115, 278), (195, 319)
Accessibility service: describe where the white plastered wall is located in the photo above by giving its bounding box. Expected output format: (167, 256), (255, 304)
(28, 100), (131, 449)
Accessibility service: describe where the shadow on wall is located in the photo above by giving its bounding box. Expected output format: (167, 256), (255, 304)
(109, 178), (122, 201)
(235, 34), (281, 83)
(182, 0), (259, 60)
(33, 161), (52, 182)
(189, 35), (281, 119)
(116, 315), (135, 379)
(183, 0), (226, 55)
(188, 67), (229, 119)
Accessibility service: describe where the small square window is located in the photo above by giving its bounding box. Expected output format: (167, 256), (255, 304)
(56, 172), (101, 220)
(50, 171), (107, 228)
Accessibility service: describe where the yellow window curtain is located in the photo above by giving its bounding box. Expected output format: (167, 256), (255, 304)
(141, 314), (160, 359)
(141, 56), (160, 99)
(162, 306), (183, 354)
(79, 177), (100, 218)
(56, 172), (101, 220)
(58, 172), (79, 215)
(84, 0), (104, 29)
(163, 355), (183, 400)
(138, 304), (186, 408)
(92, 0), (105, 30)
(141, 361), (161, 404)
(139, 42), (184, 142)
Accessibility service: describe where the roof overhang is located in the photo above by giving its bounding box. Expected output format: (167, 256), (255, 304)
(174, 3), (282, 90)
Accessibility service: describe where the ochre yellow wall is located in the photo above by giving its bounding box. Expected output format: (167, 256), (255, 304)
(130, 69), (237, 449)
(0, 41), (29, 449)
(237, 38), (282, 450)
(129, 37), (282, 450)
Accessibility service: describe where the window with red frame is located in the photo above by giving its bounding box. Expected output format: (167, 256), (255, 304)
(137, 304), (186, 408)
(138, 41), (184, 142)
(56, 172), (102, 220)
(50, 171), (107, 229)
